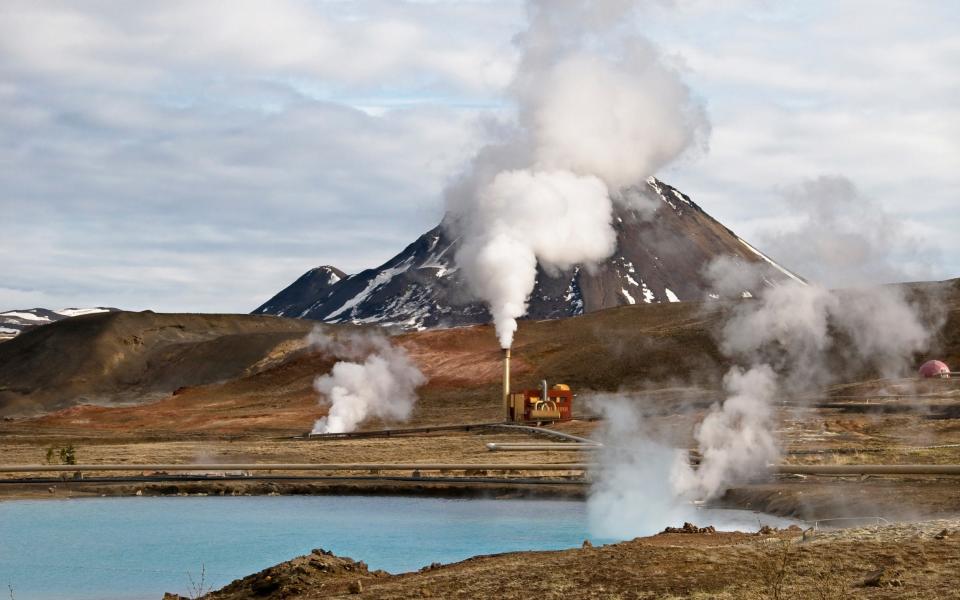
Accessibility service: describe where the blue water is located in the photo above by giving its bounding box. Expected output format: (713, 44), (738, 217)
(0, 495), (799, 600)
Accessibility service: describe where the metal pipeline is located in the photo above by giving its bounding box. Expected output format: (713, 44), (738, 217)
(491, 424), (601, 444)
(6, 462), (959, 476)
(486, 443), (599, 452)
(773, 464), (960, 476)
(0, 462), (589, 473)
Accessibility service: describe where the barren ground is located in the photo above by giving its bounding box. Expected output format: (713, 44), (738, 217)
(186, 519), (960, 599)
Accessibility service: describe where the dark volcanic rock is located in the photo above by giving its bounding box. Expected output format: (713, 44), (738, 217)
(253, 265), (346, 318)
(254, 178), (802, 329)
(662, 522), (717, 534)
(202, 547), (387, 599)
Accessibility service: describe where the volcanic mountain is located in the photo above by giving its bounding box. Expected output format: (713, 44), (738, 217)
(260, 177), (802, 329)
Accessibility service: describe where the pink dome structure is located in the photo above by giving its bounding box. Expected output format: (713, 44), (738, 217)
(918, 360), (950, 378)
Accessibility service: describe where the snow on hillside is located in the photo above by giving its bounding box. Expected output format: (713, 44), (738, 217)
(255, 178), (804, 331)
(0, 307), (117, 341)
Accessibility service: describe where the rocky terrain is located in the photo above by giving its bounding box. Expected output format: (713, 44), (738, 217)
(253, 178), (802, 330)
(179, 519), (960, 599)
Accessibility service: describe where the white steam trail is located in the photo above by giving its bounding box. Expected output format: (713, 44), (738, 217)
(447, 0), (708, 348)
(308, 329), (426, 434)
(588, 274), (938, 535)
(670, 269), (935, 501)
(587, 396), (694, 538)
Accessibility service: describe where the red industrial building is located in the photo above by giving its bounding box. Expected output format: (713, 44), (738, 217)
(919, 360), (951, 378)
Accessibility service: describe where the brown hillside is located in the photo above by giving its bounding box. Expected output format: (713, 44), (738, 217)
(0, 311), (313, 416)
(3, 278), (958, 433)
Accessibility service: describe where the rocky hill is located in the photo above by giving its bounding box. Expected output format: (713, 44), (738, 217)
(6, 277), (955, 425)
(253, 178), (802, 329)
(0, 310), (313, 416)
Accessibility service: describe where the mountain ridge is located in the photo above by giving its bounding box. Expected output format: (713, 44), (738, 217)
(0, 307), (119, 342)
(254, 177), (803, 329)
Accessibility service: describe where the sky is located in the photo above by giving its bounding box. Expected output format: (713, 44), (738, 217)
(1, 0), (957, 313)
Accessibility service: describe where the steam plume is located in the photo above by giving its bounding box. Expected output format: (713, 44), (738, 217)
(447, 0), (709, 348)
(308, 328), (426, 434)
(588, 395), (694, 537)
(671, 267), (936, 500)
(760, 176), (941, 287)
(588, 174), (943, 519)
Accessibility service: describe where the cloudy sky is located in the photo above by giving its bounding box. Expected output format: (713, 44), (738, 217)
(2, 0), (957, 313)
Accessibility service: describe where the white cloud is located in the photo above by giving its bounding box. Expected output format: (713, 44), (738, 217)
(654, 1), (960, 278)
(0, 0), (957, 313)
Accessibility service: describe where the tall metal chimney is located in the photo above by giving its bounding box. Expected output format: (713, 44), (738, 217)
(503, 348), (511, 421)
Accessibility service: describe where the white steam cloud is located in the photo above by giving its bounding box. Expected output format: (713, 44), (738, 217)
(588, 395), (694, 538)
(669, 364), (780, 502)
(309, 329), (426, 434)
(447, 0), (709, 348)
(670, 267), (936, 500)
(589, 174), (943, 525)
(760, 176), (941, 288)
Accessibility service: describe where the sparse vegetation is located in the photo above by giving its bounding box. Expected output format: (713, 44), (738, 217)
(186, 563), (212, 600)
(757, 540), (794, 600)
(753, 541), (852, 600)
(44, 444), (76, 465)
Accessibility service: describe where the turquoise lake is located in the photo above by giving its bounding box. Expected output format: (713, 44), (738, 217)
(0, 495), (800, 600)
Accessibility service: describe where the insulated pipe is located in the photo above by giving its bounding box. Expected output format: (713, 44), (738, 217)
(773, 464), (960, 476)
(0, 463), (590, 473)
(503, 348), (511, 421)
(492, 424), (601, 444)
(3, 463), (960, 475)
(486, 443), (599, 452)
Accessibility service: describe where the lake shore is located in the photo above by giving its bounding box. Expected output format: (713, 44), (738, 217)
(189, 517), (960, 599)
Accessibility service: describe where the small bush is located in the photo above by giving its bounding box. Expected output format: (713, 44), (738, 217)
(44, 444), (77, 465)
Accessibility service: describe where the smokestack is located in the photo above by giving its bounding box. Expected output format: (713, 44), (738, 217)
(503, 348), (511, 420)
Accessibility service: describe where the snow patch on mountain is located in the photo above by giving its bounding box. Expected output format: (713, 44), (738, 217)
(255, 178), (803, 331)
(736, 237), (805, 284)
(324, 258), (414, 321)
(0, 307), (119, 341)
(640, 281), (656, 303)
(56, 308), (112, 317)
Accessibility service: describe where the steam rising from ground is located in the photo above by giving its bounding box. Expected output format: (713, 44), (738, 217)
(671, 269), (936, 501)
(588, 175), (943, 529)
(587, 396), (694, 537)
(309, 329), (426, 434)
(669, 364), (780, 501)
(447, 0), (708, 348)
